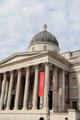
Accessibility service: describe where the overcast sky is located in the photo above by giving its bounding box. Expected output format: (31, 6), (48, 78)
(0, 0), (80, 60)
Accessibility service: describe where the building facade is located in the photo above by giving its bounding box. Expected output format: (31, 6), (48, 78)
(0, 24), (80, 120)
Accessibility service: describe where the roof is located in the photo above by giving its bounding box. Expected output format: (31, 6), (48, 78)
(30, 31), (59, 46)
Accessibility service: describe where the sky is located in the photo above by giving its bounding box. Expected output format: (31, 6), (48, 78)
(0, 0), (80, 60)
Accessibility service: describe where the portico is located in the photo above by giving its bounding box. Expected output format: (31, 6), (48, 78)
(0, 53), (67, 112)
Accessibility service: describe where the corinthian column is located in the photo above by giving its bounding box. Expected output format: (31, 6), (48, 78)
(0, 72), (7, 110)
(52, 67), (58, 112)
(62, 70), (65, 112)
(23, 67), (30, 110)
(32, 65), (39, 109)
(14, 69), (21, 110)
(57, 70), (62, 112)
(4, 81), (8, 108)
(43, 63), (49, 110)
(6, 71), (14, 110)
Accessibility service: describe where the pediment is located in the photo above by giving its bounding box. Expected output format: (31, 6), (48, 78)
(0, 51), (43, 66)
(0, 50), (70, 69)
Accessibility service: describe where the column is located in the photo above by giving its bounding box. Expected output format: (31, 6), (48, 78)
(52, 67), (58, 112)
(0, 72), (7, 110)
(23, 67), (30, 110)
(33, 65), (39, 109)
(57, 70), (62, 112)
(62, 70), (65, 112)
(14, 69), (21, 110)
(6, 71), (14, 110)
(43, 63), (49, 110)
(4, 81), (8, 107)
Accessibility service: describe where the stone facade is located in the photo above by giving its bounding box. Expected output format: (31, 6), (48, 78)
(0, 25), (80, 120)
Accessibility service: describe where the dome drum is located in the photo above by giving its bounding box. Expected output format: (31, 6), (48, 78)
(28, 43), (60, 53)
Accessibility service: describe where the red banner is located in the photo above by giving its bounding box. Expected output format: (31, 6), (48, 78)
(38, 72), (45, 96)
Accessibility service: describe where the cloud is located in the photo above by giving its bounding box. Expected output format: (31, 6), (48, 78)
(0, 0), (80, 60)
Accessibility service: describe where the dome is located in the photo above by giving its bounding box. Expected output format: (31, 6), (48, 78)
(28, 24), (60, 53)
(30, 24), (59, 47)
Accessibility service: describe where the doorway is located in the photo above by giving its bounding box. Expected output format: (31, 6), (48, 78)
(38, 97), (40, 109)
(39, 117), (44, 120)
(48, 91), (52, 110)
(72, 101), (77, 110)
(10, 94), (15, 110)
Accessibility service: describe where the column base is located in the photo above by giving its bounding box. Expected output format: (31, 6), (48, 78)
(14, 107), (18, 111)
(32, 107), (37, 110)
(52, 108), (58, 113)
(22, 108), (28, 111)
(6, 108), (10, 111)
(42, 107), (49, 112)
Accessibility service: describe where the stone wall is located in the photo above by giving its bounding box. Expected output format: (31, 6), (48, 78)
(50, 109), (80, 120)
(28, 43), (60, 53)
(69, 72), (78, 109)
(0, 109), (80, 120)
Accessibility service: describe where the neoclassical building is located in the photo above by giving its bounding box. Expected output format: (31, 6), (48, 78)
(0, 24), (80, 120)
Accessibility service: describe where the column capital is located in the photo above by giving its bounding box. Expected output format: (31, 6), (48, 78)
(24, 65), (29, 68)
(53, 66), (58, 70)
(4, 72), (7, 75)
(35, 64), (39, 69)
(35, 64), (38, 66)
(9, 70), (14, 74)
(61, 69), (65, 72)
(17, 68), (21, 72)
(25, 66), (30, 70)
(44, 62), (50, 65)
(53, 66), (58, 74)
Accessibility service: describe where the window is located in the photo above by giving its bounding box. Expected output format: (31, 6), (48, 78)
(72, 101), (77, 110)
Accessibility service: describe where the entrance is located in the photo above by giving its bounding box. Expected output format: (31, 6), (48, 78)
(39, 117), (44, 120)
(10, 94), (15, 110)
(72, 101), (77, 110)
(38, 97), (40, 109)
(48, 91), (52, 110)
